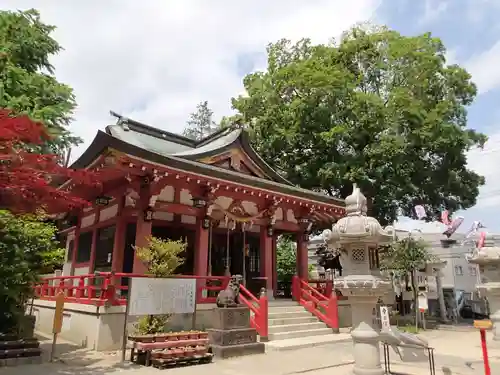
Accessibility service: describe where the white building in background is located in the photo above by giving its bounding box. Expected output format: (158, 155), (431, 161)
(308, 227), (499, 301)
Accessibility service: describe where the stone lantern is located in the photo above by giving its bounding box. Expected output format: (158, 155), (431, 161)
(323, 184), (394, 375)
(467, 236), (500, 341)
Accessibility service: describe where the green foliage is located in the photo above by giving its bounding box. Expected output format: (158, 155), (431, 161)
(134, 236), (186, 335)
(380, 236), (433, 325)
(134, 315), (170, 336)
(135, 236), (186, 278)
(182, 101), (218, 141)
(232, 24), (486, 225)
(0, 210), (64, 333)
(0, 9), (80, 155)
(380, 236), (433, 276)
(276, 236), (296, 283)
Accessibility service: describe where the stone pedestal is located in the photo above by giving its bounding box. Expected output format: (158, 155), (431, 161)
(207, 307), (265, 359)
(337, 276), (392, 375)
(351, 296), (383, 375)
(478, 283), (500, 341)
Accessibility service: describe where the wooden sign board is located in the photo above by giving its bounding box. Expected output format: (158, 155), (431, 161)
(52, 292), (65, 334)
(474, 320), (493, 330)
(128, 277), (196, 316)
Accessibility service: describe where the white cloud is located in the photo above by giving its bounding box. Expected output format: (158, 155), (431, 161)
(1, 0), (380, 160)
(466, 39), (500, 95)
(418, 0), (449, 26)
(464, 132), (500, 208)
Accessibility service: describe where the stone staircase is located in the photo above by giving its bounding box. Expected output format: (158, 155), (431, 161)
(267, 300), (335, 341)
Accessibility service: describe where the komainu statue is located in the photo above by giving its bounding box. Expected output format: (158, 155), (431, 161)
(216, 275), (243, 308)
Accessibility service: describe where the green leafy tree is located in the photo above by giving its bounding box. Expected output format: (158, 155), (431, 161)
(380, 236), (433, 326)
(276, 236), (296, 284)
(133, 236), (186, 335)
(0, 210), (64, 333)
(0, 9), (80, 156)
(183, 101), (218, 141)
(232, 24), (486, 225)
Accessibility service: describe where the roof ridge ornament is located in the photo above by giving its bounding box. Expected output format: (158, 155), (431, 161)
(109, 110), (130, 131)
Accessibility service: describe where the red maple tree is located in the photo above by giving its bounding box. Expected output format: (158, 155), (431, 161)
(0, 109), (100, 214)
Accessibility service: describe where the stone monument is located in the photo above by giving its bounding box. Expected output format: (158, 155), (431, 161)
(467, 234), (500, 340)
(208, 275), (265, 358)
(323, 184), (394, 375)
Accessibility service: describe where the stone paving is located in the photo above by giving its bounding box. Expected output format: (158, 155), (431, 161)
(1, 330), (499, 375)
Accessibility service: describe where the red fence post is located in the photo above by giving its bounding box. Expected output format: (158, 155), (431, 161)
(325, 280), (333, 297)
(327, 294), (339, 333)
(259, 294), (269, 340)
(76, 277), (85, 299)
(480, 328), (491, 375)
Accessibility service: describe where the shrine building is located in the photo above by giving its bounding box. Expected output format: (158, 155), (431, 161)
(57, 113), (346, 297)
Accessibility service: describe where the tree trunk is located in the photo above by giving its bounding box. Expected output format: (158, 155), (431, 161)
(410, 270), (418, 329)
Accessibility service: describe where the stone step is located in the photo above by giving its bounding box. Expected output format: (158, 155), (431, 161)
(268, 310), (313, 319)
(268, 305), (308, 313)
(265, 333), (352, 351)
(268, 300), (299, 307)
(268, 327), (333, 341)
(268, 322), (327, 334)
(268, 316), (318, 326)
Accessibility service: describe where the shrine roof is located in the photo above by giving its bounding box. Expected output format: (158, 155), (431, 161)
(105, 114), (290, 184)
(73, 113), (345, 207)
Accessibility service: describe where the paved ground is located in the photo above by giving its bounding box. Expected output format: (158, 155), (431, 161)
(1, 330), (499, 375)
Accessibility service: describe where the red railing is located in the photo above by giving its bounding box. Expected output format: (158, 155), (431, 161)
(238, 285), (268, 340)
(292, 276), (339, 331)
(33, 272), (230, 307)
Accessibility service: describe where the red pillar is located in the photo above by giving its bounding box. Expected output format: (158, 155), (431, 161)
(70, 213), (82, 276)
(194, 217), (209, 303)
(296, 232), (309, 280)
(194, 217), (209, 276)
(111, 197), (126, 275)
(133, 187), (152, 274)
(260, 226), (274, 298)
(89, 207), (100, 272)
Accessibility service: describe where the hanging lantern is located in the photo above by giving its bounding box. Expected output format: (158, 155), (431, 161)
(95, 195), (112, 206)
(202, 216), (211, 229)
(267, 225), (274, 237)
(192, 197), (208, 208)
(143, 207), (154, 222)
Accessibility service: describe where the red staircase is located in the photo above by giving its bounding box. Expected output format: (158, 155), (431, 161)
(291, 276), (339, 331)
(238, 284), (269, 340)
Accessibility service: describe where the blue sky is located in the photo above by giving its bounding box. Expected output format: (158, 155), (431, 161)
(2, 0), (500, 234)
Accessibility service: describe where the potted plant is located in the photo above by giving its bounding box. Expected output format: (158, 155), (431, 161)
(184, 346), (195, 358)
(195, 345), (207, 355)
(161, 349), (173, 359)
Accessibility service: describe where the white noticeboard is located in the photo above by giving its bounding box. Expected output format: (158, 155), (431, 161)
(379, 305), (391, 330)
(128, 277), (196, 316)
(418, 292), (428, 312)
